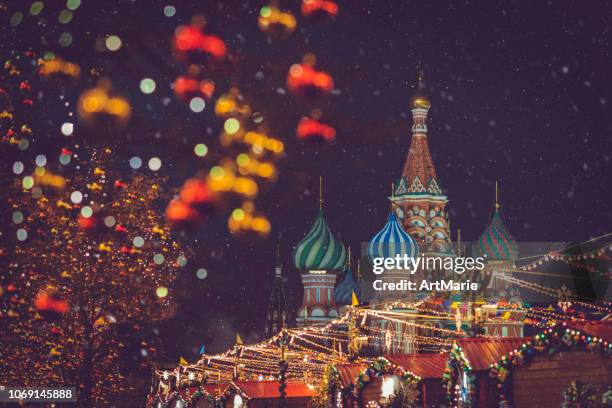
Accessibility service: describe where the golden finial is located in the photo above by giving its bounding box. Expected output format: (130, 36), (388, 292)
(318, 176), (324, 210)
(390, 182), (395, 212)
(495, 181), (500, 209)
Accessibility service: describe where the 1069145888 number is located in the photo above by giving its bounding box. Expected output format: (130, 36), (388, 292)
(0, 387), (77, 402)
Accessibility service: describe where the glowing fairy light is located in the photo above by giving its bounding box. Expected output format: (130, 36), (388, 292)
(194, 143), (208, 157)
(148, 157), (162, 171)
(189, 97), (206, 113)
(129, 156), (142, 169)
(105, 35), (122, 51)
(139, 78), (156, 94)
(70, 191), (83, 204)
(156, 286), (169, 298)
(13, 162), (24, 175)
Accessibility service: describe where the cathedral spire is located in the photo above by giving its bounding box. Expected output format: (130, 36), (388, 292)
(265, 245), (290, 338)
(319, 176), (323, 210)
(275, 243), (282, 277)
(392, 66), (451, 254)
(495, 180), (500, 210)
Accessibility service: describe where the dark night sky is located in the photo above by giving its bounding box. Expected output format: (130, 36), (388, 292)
(3, 0), (611, 357)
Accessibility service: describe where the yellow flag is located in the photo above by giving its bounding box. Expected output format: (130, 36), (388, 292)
(179, 356), (189, 366)
(236, 334), (243, 345)
(351, 291), (359, 306)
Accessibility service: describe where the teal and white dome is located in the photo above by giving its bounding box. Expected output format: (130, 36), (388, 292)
(293, 210), (347, 271)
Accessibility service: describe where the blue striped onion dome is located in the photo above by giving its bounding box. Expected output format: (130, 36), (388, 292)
(368, 212), (419, 262)
(293, 210), (347, 271)
(476, 207), (518, 260)
(334, 268), (361, 305)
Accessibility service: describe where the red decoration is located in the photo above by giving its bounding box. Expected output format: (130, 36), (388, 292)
(297, 117), (336, 142)
(287, 63), (334, 97)
(173, 76), (215, 100)
(78, 214), (97, 230)
(179, 178), (214, 209)
(114, 180), (127, 189)
(174, 25), (227, 59)
(34, 290), (69, 314)
(166, 199), (200, 226)
(301, 0), (339, 19)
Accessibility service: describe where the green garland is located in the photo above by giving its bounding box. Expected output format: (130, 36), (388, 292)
(489, 323), (612, 405)
(443, 344), (477, 407)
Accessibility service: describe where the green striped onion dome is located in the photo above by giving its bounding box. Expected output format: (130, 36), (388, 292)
(293, 210), (347, 271)
(476, 207), (518, 260)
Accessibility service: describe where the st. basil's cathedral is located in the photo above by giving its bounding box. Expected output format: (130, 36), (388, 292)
(264, 73), (524, 348)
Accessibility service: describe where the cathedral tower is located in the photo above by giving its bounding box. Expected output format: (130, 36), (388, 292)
(292, 178), (347, 327)
(391, 69), (451, 254)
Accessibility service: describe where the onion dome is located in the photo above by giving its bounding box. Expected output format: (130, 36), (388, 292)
(410, 93), (431, 110)
(334, 268), (361, 305)
(368, 212), (419, 262)
(476, 206), (518, 261)
(293, 209), (347, 271)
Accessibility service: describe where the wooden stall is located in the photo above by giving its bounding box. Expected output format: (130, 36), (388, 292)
(330, 363), (368, 407)
(490, 321), (612, 408)
(385, 353), (448, 407)
(332, 358), (421, 407)
(444, 337), (528, 407)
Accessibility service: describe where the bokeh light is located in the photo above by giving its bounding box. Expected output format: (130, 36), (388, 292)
(17, 229), (28, 241)
(13, 162), (24, 175)
(81, 206), (93, 218)
(66, 0), (81, 10)
(148, 157), (162, 171)
(194, 143), (208, 157)
(59, 154), (71, 165)
(35, 154), (47, 167)
(154, 254), (165, 265)
(196, 268), (208, 280)
(105, 35), (122, 51)
(22, 176), (34, 190)
(104, 216), (116, 227)
(189, 97), (206, 113)
(59, 32), (73, 47)
(163, 5), (176, 17)
(224, 118), (240, 134)
(70, 191), (83, 204)
(12, 211), (24, 224)
(129, 156), (142, 169)
(156, 286), (168, 298)
(139, 78), (156, 94)
(61, 122), (74, 136)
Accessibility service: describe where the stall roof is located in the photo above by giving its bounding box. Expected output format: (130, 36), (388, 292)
(456, 337), (529, 371)
(232, 380), (315, 399)
(566, 320), (612, 341)
(385, 353), (449, 379)
(334, 363), (368, 388)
